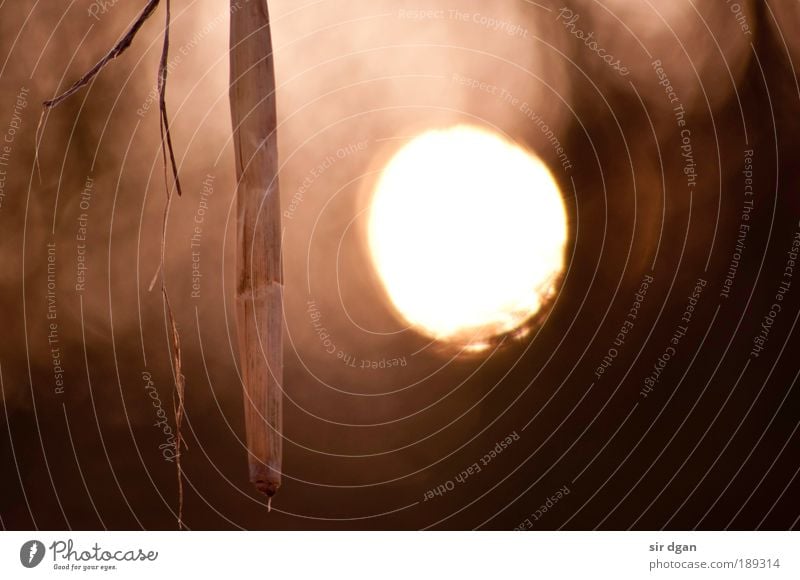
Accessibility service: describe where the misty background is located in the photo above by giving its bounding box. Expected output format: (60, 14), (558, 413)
(1, 0), (799, 529)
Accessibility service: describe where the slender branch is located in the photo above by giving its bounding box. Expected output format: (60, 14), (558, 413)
(157, 0), (183, 196)
(152, 0), (186, 529)
(40, 0), (186, 528)
(42, 0), (182, 196)
(43, 0), (160, 109)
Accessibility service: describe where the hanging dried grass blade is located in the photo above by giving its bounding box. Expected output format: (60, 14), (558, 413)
(157, 0), (182, 196)
(229, 0), (283, 500)
(39, 0), (187, 528)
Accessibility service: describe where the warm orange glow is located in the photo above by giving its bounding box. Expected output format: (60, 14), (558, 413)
(367, 125), (568, 348)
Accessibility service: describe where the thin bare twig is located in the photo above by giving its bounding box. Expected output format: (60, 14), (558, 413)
(44, 0), (159, 109)
(157, 0), (183, 197)
(42, 0), (182, 196)
(39, 0), (186, 529)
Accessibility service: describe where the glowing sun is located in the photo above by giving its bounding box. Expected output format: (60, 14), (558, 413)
(367, 125), (568, 349)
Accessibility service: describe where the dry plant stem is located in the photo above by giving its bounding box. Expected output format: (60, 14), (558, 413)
(157, 0), (183, 196)
(43, 0), (159, 108)
(42, 0), (182, 196)
(229, 0), (283, 499)
(154, 0), (186, 530)
(40, 0), (186, 528)
(155, 2), (185, 530)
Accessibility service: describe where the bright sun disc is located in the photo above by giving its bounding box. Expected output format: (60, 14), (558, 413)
(367, 125), (569, 348)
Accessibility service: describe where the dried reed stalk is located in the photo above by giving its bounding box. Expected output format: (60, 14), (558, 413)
(40, 0), (284, 520)
(229, 0), (283, 503)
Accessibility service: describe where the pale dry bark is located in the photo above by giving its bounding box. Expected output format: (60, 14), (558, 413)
(229, 0), (283, 501)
